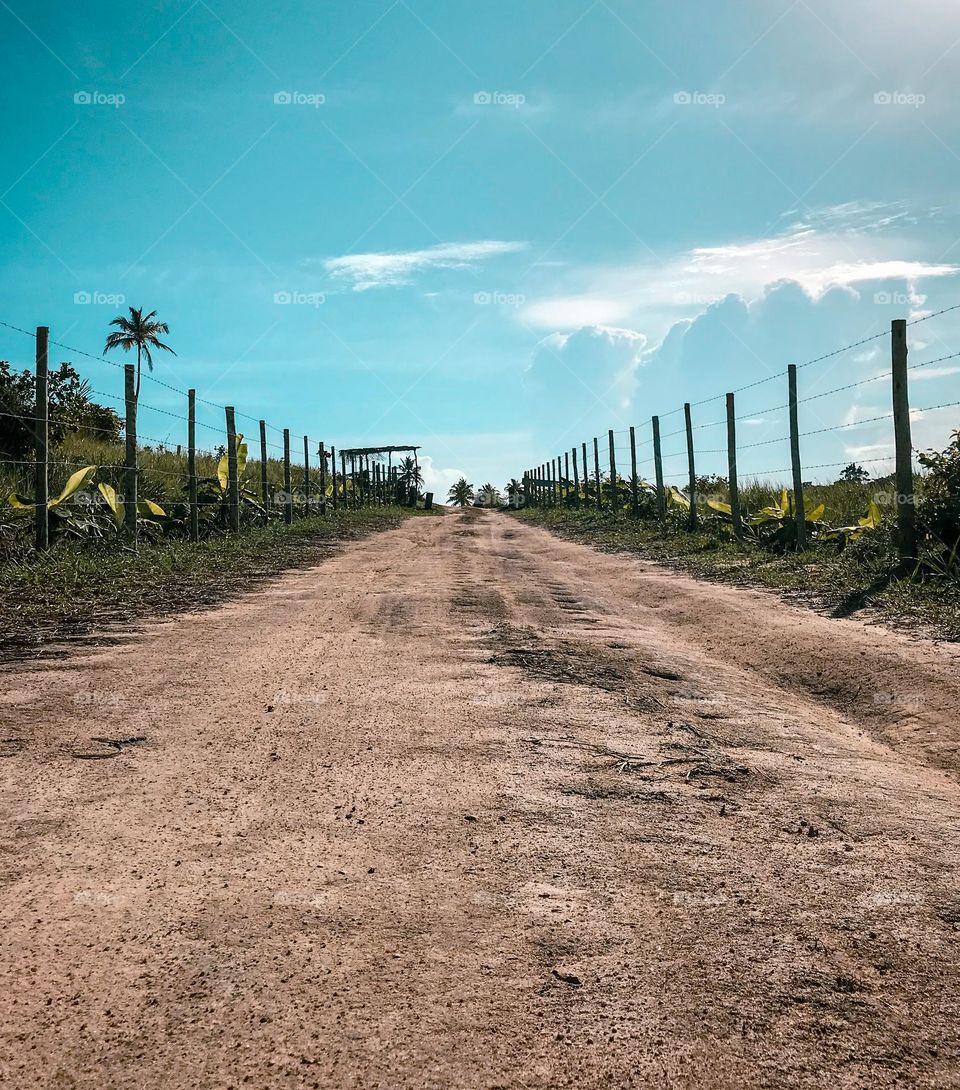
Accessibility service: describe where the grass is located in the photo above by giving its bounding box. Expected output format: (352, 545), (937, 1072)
(513, 503), (960, 641)
(0, 506), (416, 657)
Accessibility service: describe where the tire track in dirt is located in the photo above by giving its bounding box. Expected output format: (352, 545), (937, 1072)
(0, 509), (958, 1088)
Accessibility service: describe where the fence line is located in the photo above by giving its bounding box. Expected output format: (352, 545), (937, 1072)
(1, 321), (425, 550)
(522, 317), (956, 570)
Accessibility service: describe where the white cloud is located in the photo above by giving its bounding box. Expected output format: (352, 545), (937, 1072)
(323, 240), (527, 291)
(418, 454), (466, 498)
(519, 204), (959, 333)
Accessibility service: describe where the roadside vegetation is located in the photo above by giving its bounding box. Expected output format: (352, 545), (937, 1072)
(513, 436), (960, 640)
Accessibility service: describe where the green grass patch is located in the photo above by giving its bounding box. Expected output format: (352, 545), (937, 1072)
(513, 506), (960, 641)
(0, 506), (410, 656)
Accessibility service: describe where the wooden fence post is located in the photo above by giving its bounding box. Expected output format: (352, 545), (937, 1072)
(788, 364), (806, 547)
(629, 425), (639, 516)
(891, 318), (917, 571)
(652, 416), (665, 517)
(684, 402), (698, 531)
(342, 451), (348, 508)
(725, 392), (743, 540)
(564, 451), (570, 504)
(225, 407), (241, 533)
(303, 436), (311, 514)
(572, 446), (580, 506)
(124, 364), (138, 544)
(188, 389), (199, 542)
(319, 441), (328, 514)
(608, 429), (617, 513)
(581, 442), (588, 507)
(331, 445), (338, 510)
(593, 437), (601, 510)
(283, 428), (293, 524)
(259, 420), (269, 516)
(34, 326), (49, 551)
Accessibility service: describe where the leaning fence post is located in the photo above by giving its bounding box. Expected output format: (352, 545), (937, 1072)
(593, 437), (601, 510)
(725, 393), (743, 541)
(283, 428), (293, 524)
(629, 426), (639, 516)
(891, 319), (916, 571)
(34, 326), (49, 551)
(787, 365), (807, 547)
(684, 402), (698, 531)
(188, 389), (199, 542)
(124, 364), (138, 544)
(303, 436), (311, 514)
(608, 430), (617, 513)
(225, 407), (241, 533)
(652, 416), (665, 517)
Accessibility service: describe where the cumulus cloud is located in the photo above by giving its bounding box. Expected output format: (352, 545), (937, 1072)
(323, 240), (527, 291)
(525, 325), (648, 441)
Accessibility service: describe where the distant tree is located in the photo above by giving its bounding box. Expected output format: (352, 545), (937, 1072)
(104, 306), (176, 400)
(0, 360), (122, 459)
(838, 463), (870, 484)
(398, 455), (423, 496)
(447, 477), (475, 507)
(477, 482), (501, 507)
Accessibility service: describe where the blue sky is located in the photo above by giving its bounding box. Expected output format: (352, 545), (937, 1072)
(2, 0), (960, 493)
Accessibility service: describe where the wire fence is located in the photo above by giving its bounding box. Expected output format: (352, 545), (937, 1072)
(1, 320), (427, 549)
(524, 316), (956, 568)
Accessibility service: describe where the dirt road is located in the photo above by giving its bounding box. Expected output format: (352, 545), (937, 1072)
(2, 509), (959, 1089)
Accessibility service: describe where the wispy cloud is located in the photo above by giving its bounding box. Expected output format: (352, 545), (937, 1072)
(323, 239), (527, 291)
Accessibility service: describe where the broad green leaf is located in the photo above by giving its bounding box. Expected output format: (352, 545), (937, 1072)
(860, 501), (882, 529)
(236, 434), (247, 478)
(217, 451), (229, 491)
(7, 492), (34, 510)
(806, 503), (825, 523)
(137, 499), (166, 517)
(50, 466), (96, 508)
(707, 499), (732, 516)
(98, 482), (125, 527)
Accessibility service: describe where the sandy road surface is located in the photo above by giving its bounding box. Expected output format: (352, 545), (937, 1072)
(2, 509), (959, 1089)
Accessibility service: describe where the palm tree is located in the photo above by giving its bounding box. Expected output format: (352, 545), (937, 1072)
(505, 479), (524, 503)
(478, 482), (501, 507)
(398, 455), (424, 496)
(104, 307), (176, 399)
(447, 477), (474, 507)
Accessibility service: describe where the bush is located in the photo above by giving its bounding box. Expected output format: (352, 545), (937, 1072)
(917, 430), (960, 550)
